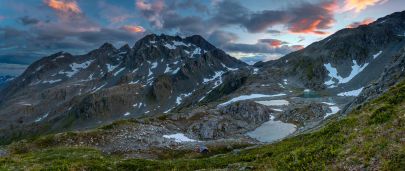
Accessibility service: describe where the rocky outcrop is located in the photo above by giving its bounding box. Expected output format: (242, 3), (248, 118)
(280, 103), (330, 126)
(171, 101), (273, 140)
(152, 75), (173, 103)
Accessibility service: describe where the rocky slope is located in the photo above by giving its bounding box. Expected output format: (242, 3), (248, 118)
(0, 34), (247, 144)
(257, 11), (405, 93)
(2, 71), (404, 170)
(343, 45), (405, 113)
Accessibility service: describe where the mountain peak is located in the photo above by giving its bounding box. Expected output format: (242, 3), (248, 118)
(185, 35), (216, 51)
(133, 34), (216, 51)
(118, 44), (131, 52)
(99, 42), (116, 51)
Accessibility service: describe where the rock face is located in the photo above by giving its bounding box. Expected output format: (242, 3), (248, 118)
(257, 11), (405, 93)
(181, 101), (273, 140)
(280, 103), (329, 126)
(0, 34), (247, 144)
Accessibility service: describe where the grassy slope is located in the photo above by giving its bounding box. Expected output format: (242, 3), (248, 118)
(1, 82), (405, 170)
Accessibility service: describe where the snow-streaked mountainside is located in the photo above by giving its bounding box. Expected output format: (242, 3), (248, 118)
(257, 11), (405, 94)
(0, 34), (247, 142)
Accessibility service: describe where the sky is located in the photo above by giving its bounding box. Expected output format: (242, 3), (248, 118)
(0, 0), (404, 76)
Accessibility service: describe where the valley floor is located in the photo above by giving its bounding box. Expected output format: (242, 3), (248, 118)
(1, 81), (404, 170)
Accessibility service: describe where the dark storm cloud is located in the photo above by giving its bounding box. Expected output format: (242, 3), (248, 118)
(0, 63), (28, 76)
(209, 0), (250, 26)
(77, 28), (146, 45)
(169, 0), (209, 13)
(267, 29), (282, 34)
(242, 10), (289, 33)
(19, 16), (40, 25)
(208, 30), (239, 47)
(151, 0), (338, 35)
(259, 39), (289, 47)
(0, 0), (147, 62)
(206, 30), (301, 58)
(0, 26), (146, 55)
(230, 0), (337, 34)
(162, 13), (207, 35)
(225, 43), (301, 54)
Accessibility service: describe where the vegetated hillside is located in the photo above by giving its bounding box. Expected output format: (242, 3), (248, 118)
(1, 79), (404, 170)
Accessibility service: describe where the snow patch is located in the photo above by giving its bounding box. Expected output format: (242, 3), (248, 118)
(271, 108), (283, 112)
(151, 62), (158, 69)
(91, 83), (107, 93)
(172, 68), (180, 74)
(203, 71), (224, 84)
(324, 60), (369, 87)
(163, 133), (196, 142)
(42, 79), (62, 84)
(322, 102), (340, 118)
(219, 93), (286, 107)
(283, 79), (288, 85)
(113, 67), (125, 76)
(255, 100), (289, 106)
(176, 92), (193, 105)
(164, 107), (174, 113)
(253, 68), (259, 74)
(35, 112), (49, 122)
(106, 63), (119, 72)
(321, 102), (335, 106)
(60, 60), (94, 77)
(164, 64), (172, 73)
(173, 41), (191, 47)
(373, 51), (382, 59)
(164, 43), (176, 49)
(35, 65), (44, 72)
(148, 68), (153, 77)
(337, 87), (364, 96)
(129, 80), (139, 84)
(190, 48), (202, 57)
(324, 106), (340, 118)
(221, 63), (238, 71)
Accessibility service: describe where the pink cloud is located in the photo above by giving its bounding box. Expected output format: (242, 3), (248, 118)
(136, 0), (152, 10)
(347, 18), (375, 28)
(287, 1), (338, 35)
(44, 0), (81, 14)
(121, 25), (145, 33)
(343, 0), (388, 13)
